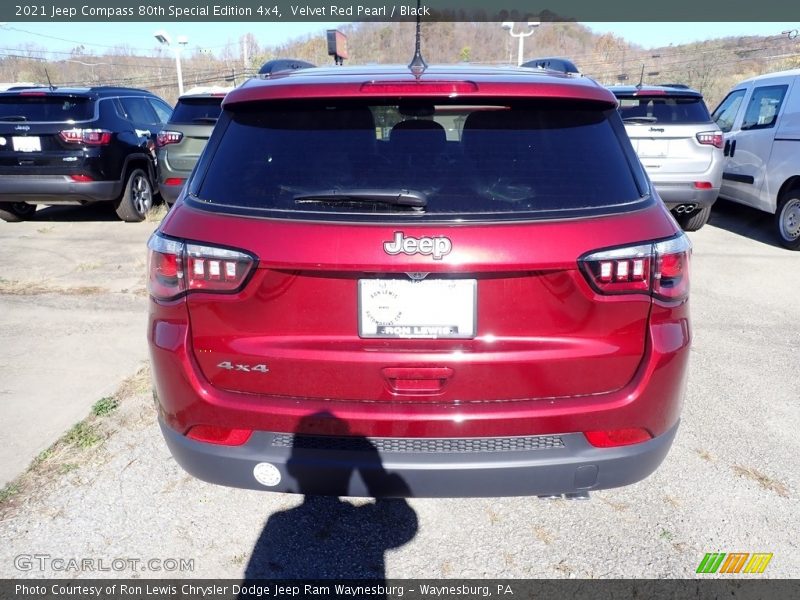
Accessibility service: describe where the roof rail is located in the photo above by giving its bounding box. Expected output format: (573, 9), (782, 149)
(88, 86), (152, 93)
(521, 57), (580, 75)
(258, 59), (316, 77)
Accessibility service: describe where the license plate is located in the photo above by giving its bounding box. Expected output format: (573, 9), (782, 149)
(638, 139), (668, 158)
(12, 136), (41, 152)
(359, 279), (476, 339)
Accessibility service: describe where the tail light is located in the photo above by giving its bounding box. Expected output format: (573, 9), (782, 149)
(580, 234), (691, 301)
(156, 131), (183, 147)
(585, 428), (653, 448)
(696, 131), (723, 148)
(147, 233), (256, 301)
(59, 128), (112, 145)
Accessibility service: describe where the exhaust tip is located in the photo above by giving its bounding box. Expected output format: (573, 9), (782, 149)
(564, 491), (591, 500)
(537, 492), (592, 500)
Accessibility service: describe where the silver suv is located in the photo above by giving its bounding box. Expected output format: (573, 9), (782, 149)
(610, 85), (724, 231)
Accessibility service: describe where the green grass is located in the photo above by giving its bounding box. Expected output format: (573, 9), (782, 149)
(0, 483), (21, 504)
(92, 396), (119, 417)
(64, 422), (103, 449)
(32, 447), (54, 466)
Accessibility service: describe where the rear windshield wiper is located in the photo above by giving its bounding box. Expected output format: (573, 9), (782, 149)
(294, 189), (427, 209)
(622, 116), (658, 123)
(0, 115), (28, 121)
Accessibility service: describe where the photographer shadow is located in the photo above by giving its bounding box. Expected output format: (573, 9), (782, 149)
(241, 412), (419, 580)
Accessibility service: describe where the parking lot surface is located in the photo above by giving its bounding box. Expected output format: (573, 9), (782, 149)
(0, 200), (797, 578)
(0, 205), (156, 487)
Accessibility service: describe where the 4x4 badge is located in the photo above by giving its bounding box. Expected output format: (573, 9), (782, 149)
(383, 232), (452, 260)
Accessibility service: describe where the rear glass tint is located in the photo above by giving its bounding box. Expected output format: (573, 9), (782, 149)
(169, 97), (224, 124)
(0, 95), (94, 122)
(196, 100), (646, 221)
(617, 95), (711, 124)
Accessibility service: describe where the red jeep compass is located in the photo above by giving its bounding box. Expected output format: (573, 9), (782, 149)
(147, 63), (691, 497)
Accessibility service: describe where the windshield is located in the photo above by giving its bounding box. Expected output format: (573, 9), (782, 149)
(195, 99), (646, 221)
(0, 95), (93, 122)
(169, 97), (224, 124)
(617, 95), (711, 124)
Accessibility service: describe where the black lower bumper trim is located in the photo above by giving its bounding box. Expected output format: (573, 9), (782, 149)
(159, 419), (679, 498)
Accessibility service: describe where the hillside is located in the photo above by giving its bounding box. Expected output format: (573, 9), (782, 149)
(2, 22), (799, 107)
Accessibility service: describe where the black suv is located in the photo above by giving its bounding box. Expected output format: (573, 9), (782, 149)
(0, 86), (173, 222)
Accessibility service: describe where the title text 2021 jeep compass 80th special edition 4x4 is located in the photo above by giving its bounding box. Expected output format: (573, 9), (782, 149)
(148, 63), (692, 498)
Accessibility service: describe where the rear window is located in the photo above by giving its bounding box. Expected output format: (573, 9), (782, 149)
(195, 99), (647, 221)
(616, 95), (711, 124)
(169, 97), (224, 124)
(0, 95), (93, 122)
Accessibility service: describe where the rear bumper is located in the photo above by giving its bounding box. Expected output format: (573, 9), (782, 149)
(0, 175), (122, 204)
(157, 181), (184, 205)
(159, 418), (680, 497)
(653, 183), (719, 209)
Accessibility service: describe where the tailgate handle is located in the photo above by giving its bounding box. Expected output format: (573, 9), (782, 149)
(382, 367), (453, 394)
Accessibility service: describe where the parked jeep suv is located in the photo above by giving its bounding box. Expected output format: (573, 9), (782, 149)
(610, 85), (723, 231)
(0, 86), (172, 222)
(148, 65), (692, 497)
(156, 88), (228, 205)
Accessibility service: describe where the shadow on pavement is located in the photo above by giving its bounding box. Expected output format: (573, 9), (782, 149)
(706, 199), (781, 249)
(29, 204), (120, 222)
(241, 412), (419, 581)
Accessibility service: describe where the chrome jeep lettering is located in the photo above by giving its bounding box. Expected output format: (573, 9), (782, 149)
(383, 232), (452, 260)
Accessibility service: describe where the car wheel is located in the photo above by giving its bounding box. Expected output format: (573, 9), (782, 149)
(115, 169), (154, 222)
(0, 201), (36, 222)
(676, 205), (711, 232)
(775, 193), (800, 250)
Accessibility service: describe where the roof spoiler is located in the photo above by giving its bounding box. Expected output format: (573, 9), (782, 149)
(521, 57), (580, 75)
(258, 59), (316, 77)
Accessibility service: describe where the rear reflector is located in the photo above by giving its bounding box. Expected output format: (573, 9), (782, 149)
(164, 177), (186, 186)
(69, 174), (94, 182)
(696, 131), (723, 149)
(186, 425), (252, 446)
(585, 428), (652, 448)
(580, 234), (691, 301)
(147, 233), (256, 300)
(693, 181), (713, 189)
(360, 81), (478, 95)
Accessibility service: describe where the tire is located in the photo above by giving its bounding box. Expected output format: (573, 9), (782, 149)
(114, 168), (154, 222)
(0, 201), (36, 222)
(775, 193), (800, 250)
(676, 205), (711, 232)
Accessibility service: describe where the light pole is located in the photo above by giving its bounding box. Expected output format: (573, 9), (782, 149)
(154, 30), (188, 96)
(502, 22), (540, 66)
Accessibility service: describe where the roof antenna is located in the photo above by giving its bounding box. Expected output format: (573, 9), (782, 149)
(44, 68), (55, 91)
(407, 0), (427, 76)
(636, 64), (644, 89)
